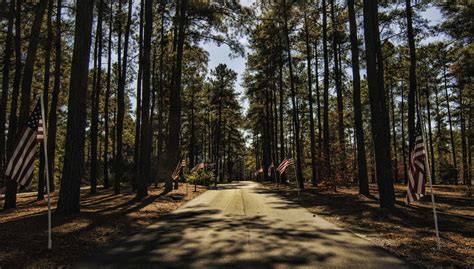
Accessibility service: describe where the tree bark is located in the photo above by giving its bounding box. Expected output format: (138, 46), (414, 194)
(156, 2), (166, 180)
(304, 12), (317, 186)
(38, 0), (54, 201)
(459, 84), (468, 186)
(278, 45), (285, 164)
(283, 0), (304, 189)
(362, 0), (395, 208)
(434, 85), (443, 182)
(401, 80), (408, 183)
(406, 0), (417, 155)
(4, 0), (22, 210)
(390, 81), (399, 182)
(443, 58), (457, 173)
(425, 86), (435, 183)
(47, 0), (62, 193)
(103, 0), (113, 189)
(137, 0), (153, 198)
(18, 0), (47, 129)
(134, 0), (144, 190)
(0, 0), (15, 188)
(115, 0), (132, 195)
(56, 0), (95, 214)
(348, 0), (369, 195)
(331, 0), (346, 172)
(90, 0), (104, 194)
(313, 41), (323, 184)
(165, 0), (187, 192)
(322, 0), (331, 181)
(4, 0), (47, 209)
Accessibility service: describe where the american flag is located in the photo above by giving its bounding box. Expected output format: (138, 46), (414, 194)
(191, 162), (206, 173)
(406, 121), (427, 204)
(268, 163), (274, 177)
(254, 168), (263, 176)
(171, 159), (187, 180)
(4, 100), (44, 187)
(276, 158), (294, 174)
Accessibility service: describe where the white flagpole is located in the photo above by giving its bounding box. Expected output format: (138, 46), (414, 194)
(292, 159), (300, 196)
(272, 165), (278, 185)
(40, 95), (52, 250)
(418, 97), (441, 250)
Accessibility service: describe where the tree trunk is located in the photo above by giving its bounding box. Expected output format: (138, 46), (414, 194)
(443, 59), (457, 173)
(331, 0), (345, 173)
(150, 42), (158, 185)
(103, 0), (113, 189)
(4, 0), (47, 209)
(47, 0), (62, 193)
(115, 0), (132, 195)
(362, 0), (395, 209)
(18, 0), (47, 128)
(157, 2), (166, 168)
(434, 85), (443, 182)
(134, 0), (144, 190)
(4, 0), (22, 210)
(137, 0), (153, 198)
(348, 0), (369, 195)
(390, 80), (399, 182)
(56, 0), (95, 214)
(322, 0), (331, 181)
(406, 0), (417, 155)
(38, 0), (54, 201)
(190, 86), (196, 169)
(459, 84), (468, 186)
(401, 80), (408, 183)
(165, 0), (187, 192)
(314, 41), (323, 184)
(278, 47), (285, 164)
(283, 0), (304, 189)
(0, 0), (15, 188)
(90, 0), (103, 194)
(304, 12), (317, 186)
(425, 86), (435, 183)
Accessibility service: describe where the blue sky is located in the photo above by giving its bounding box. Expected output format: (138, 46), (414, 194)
(201, 0), (254, 111)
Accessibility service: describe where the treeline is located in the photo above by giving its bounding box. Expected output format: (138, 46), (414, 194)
(243, 0), (472, 208)
(0, 0), (250, 213)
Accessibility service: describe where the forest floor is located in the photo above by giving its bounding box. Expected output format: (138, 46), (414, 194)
(0, 182), (206, 267)
(261, 181), (473, 268)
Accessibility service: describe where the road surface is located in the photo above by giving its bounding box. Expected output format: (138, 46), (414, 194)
(76, 181), (413, 268)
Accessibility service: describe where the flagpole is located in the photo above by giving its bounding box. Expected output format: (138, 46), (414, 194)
(272, 165), (278, 186)
(184, 156), (188, 196)
(417, 95), (441, 250)
(40, 95), (52, 250)
(292, 159), (300, 196)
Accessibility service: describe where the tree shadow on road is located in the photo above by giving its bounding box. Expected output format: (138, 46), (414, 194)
(76, 202), (412, 269)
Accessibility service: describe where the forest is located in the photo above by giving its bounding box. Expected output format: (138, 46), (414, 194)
(0, 0), (472, 267)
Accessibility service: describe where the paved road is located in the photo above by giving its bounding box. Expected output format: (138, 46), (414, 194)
(76, 181), (413, 269)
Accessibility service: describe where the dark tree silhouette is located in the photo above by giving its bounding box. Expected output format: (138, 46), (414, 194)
(56, 0), (95, 214)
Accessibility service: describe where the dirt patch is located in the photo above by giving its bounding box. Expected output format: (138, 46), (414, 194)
(0, 183), (206, 267)
(260, 182), (473, 268)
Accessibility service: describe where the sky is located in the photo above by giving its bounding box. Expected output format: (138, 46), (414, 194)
(201, 2), (444, 115)
(201, 0), (254, 112)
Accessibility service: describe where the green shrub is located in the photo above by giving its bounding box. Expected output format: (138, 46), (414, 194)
(187, 170), (216, 186)
(439, 162), (458, 184)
